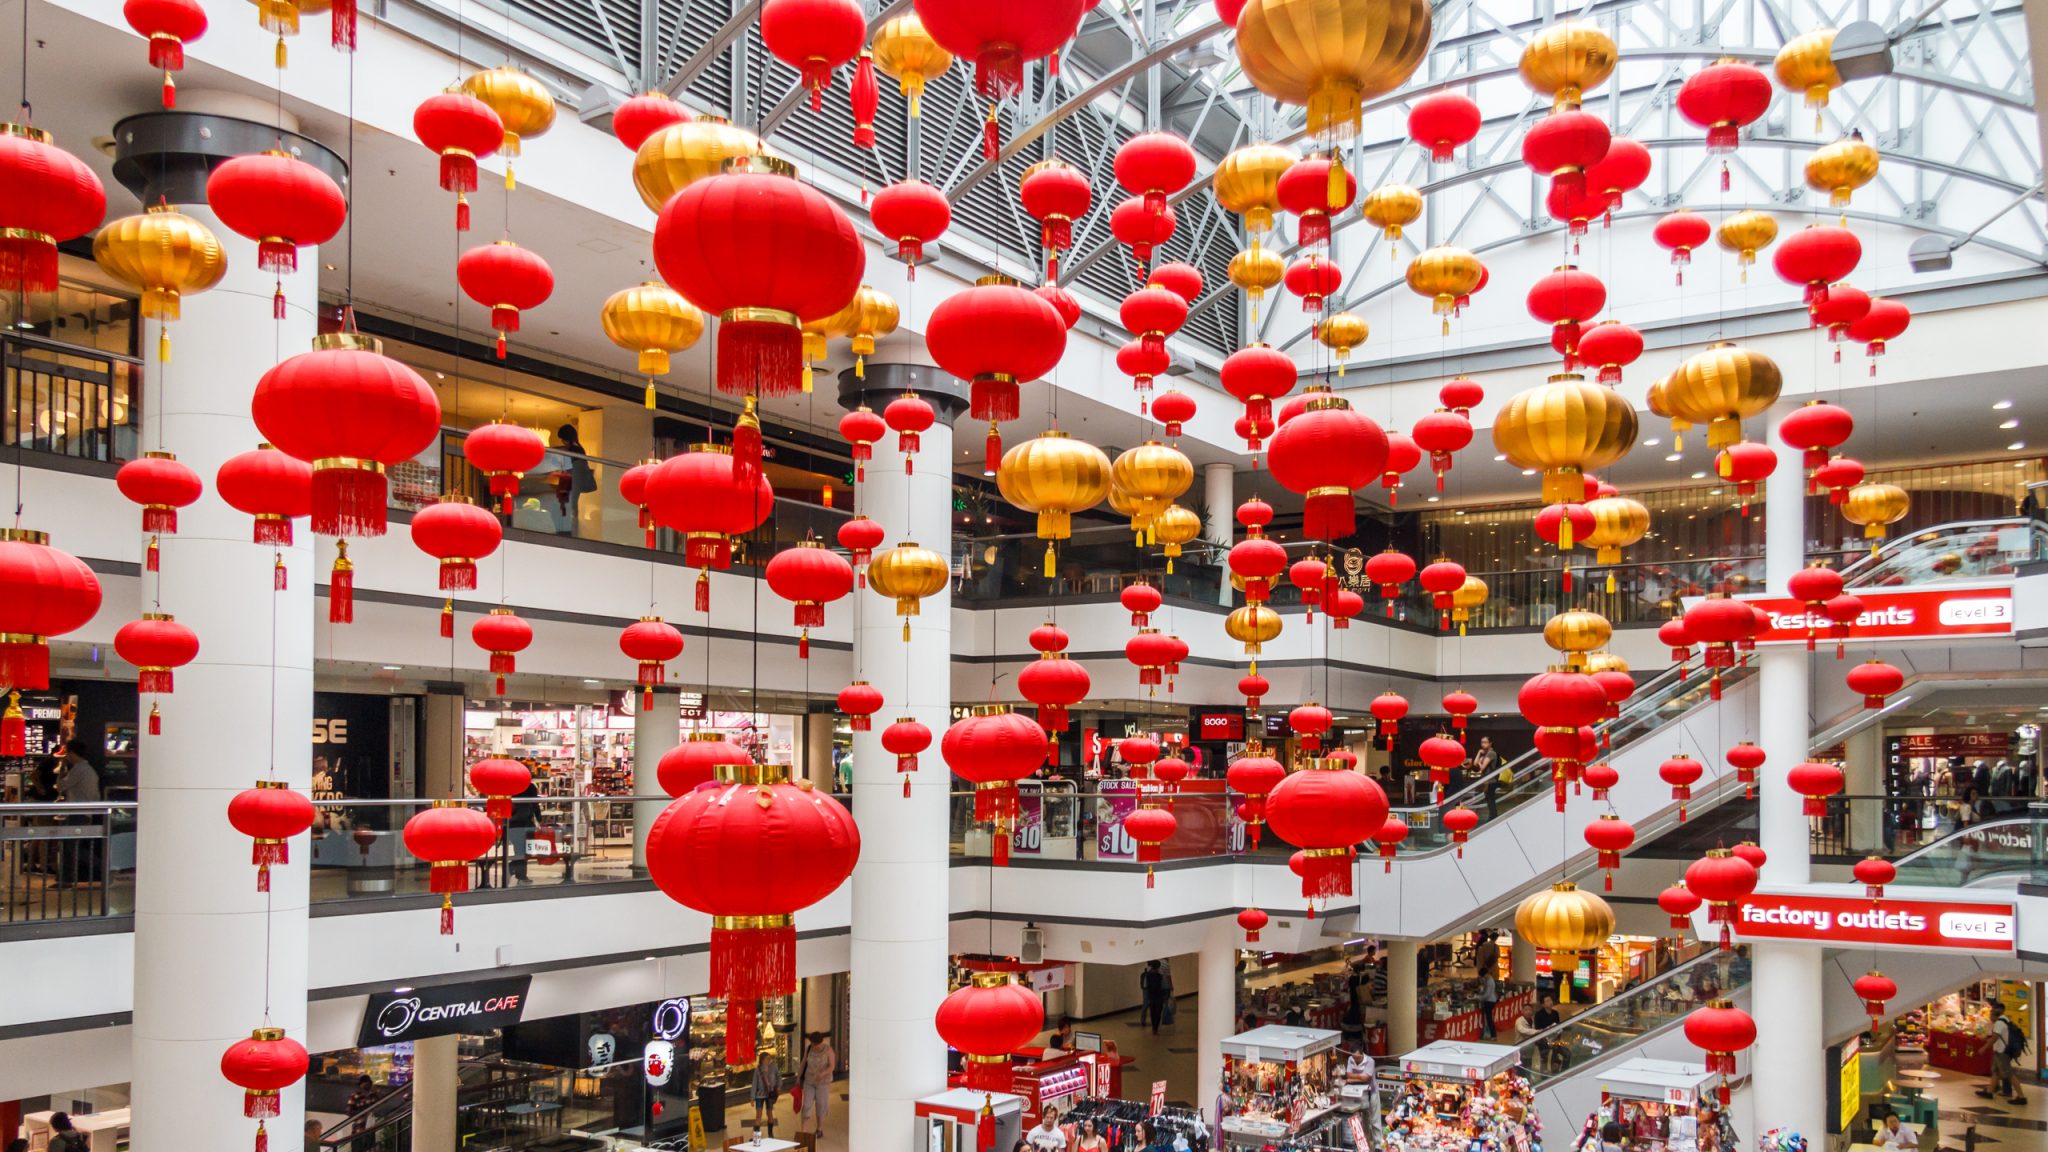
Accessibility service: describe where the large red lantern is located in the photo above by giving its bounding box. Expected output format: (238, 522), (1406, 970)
(1036, 282), (1081, 329)
(1526, 264), (1607, 365)
(1658, 882), (1702, 930)
(838, 680), (883, 730)
(1018, 651), (1089, 736)
(1369, 692), (1409, 748)
(1228, 531), (1286, 605)
(1846, 659), (1903, 709)
(1585, 136), (1651, 220)
(1779, 401), (1854, 484)
(1443, 690), (1479, 738)
(1121, 580), (1162, 626)
(1848, 297), (1911, 375)
(1814, 457), (1865, 507)
(1773, 225), (1861, 304)
(471, 607), (533, 695)
(115, 613), (198, 733)
(1221, 343), (1297, 435)
(1289, 702), (1334, 752)
(227, 780), (316, 892)
(1678, 58), (1771, 174)
(1420, 736), (1465, 802)
(1683, 1000), (1755, 1103)
(1278, 155), (1355, 247)
(1411, 409), (1472, 491)
(765, 540), (855, 657)
(884, 392), (936, 473)
(221, 1027), (309, 1151)
(1685, 848), (1758, 947)
(1853, 971), (1898, 1024)
(457, 239), (554, 360)
(1440, 377), (1483, 414)
(936, 973), (1045, 1091)
(760, 0), (865, 112)
(1683, 594), (1759, 699)
(413, 91), (503, 230)
(462, 421), (547, 513)
(1267, 395), (1387, 541)
(646, 444), (775, 611)
(1152, 389), (1197, 442)
(1419, 560), (1466, 627)
(1125, 628), (1178, 694)
(1283, 256), (1342, 318)
(1121, 284), (1188, 360)
(653, 157), (865, 398)
(1115, 131), (1197, 215)
(611, 91), (690, 151)
(1786, 565), (1845, 652)
(1653, 209), (1712, 283)
(1521, 108), (1610, 198)
(1583, 760), (1619, 800)
(1409, 91), (1480, 162)
(1583, 814), (1635, 890)
(927, 276), (1067, 470)
(1732, 842), (1768, 872)
(870, 179), (951, 274)
(838, 515), (885, 588)
(1238, 906), (1269, 942)
(647, 761), (859, 1064)
(1788, 760), (1845, 816)
(206, 150), (347, 317)
(1660, 616), (1694, 668)
(1576, 321), (1643, 385)
(469, 757), (532, 823)
(1110, 197), (1177, 268)
(402, 801), (500, 933)
(410, 496), (501, 599)
(1238, 675), (1271, 712)
(943, 707), (1048, 864)
(1125, 803), (1179, 886)
(0, 126), (107, 294)
(1227, 751), (1286, 845)
(882, 717), (932, 796)
(117, 451), (203, 572)
(1854, 855), (1897, 901)
(1020, 159), (1092, 274)
(1442, 806), (1479, 857)
(620, 616), (685, 708)
(0, 529), (102, 705)
(217, 444), (312, 551)
(658, 733), (750, 797)
(1726, 741), (1765, 799)
(124, 0), (208, 106)
(839, 406), (887, 483)
(1266, 758), (1389, 905)
(1290, 557), (1329, 617)
(912, 1), (1090, 102)
(1150, 261), (1203, 304)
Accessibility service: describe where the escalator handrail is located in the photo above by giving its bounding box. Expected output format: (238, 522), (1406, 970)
(1510, 947), (1752, 1089)
(1836, 517), (2041, 581)
(1883, 811), (2048, 885)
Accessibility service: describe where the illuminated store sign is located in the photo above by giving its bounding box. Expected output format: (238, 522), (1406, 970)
(1730, 892), (2015, 953)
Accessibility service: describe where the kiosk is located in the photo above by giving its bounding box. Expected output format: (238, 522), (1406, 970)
(1218, 1025), (1343, 1149)
(1386, 1041), (1540, 1152)
(916, 1088), (1025, 1152)
(1576, 1059), (1739, 1152)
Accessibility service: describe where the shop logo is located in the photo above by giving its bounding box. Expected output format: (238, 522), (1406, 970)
(356, 976), (533, 1047)
(375, 997), (421, 1038)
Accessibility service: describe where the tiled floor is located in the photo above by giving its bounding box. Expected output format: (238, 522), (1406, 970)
(1895, 1052), (2047, 1149)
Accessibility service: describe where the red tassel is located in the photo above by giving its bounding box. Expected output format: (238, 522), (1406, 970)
(146, 702), (163, 734)
(995, 827), (1010, 866)
(695, 571), (710, 613)
(329, 547), (354, 624)
(146, 536), (159, 572)
(983, 108), (998, 160)
(985, 430), (1001, 477)
(903, 775), (911, 798)
(330, 0), (356, 47)
(311, 469), (389, 537)
(643, 686), (654, 710)
(255, 1120), (270, 1152)
(455, 193), (470, 232)
(495, 674), (506, 695)
(715, 318), (804, 396)
(441, 895), (455, 935)
(799, 632), (810, 659)
(257, 861), (271, 892)
(440, 601), (454, 638)
(1146, 866), (1155, 888)
(273, 555), (287, 590)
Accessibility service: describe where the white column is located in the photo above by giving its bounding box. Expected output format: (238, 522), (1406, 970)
(1844, 725), (1884, 854)
(1384, 940), (1418, 1054)
(1509, 932), (1537, 986)
(410, 1033), (460, 1152)
(1205, 463), (1235, 605)
(1752, 410), (1825, 1140)
(846, 371), (956, 1152)
(1197, 923), (1239, 1112)
(129, 202), (316, 1144)
(633, 685), (680, 870)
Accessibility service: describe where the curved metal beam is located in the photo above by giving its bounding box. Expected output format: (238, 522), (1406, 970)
(663, 1), (764, 97)
(757, 0), (915, 137)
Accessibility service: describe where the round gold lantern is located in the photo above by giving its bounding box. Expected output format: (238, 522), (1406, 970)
(1584, 495), (1651, 588)
(1153, 505), (1203, 573)
(1519, 21), (1617, 110)
(1774, 29), (1840, 126)
(1406, 246), (1485, 333)
(1664, 342), (1782, 451)
(602, 282), (704, 407)
(1544, 608), (1613, 670)
(1491, 372), (1639, 505)
(1361, 183), (1423, 247)
(1450, 575), (1489, 634)
(632, 118), (765, 212)
(461, 67), (557, 188)
(1108, 483), (1145, 541)
(248, 0), (333, 66)
(1226, 604), (1284, 673)
(1841, 483), (1910, 555)
(1645, 374), (1693, 452)
(93, 204), (227, 362)
(1234, 0), (1434, 138)
(1515, 880), (1615, 1001)
(1316, 312), (1369, 375)
(867, 541), (950, 641)
(1230, 247), (1286, 324)
(1716, 210), (1779, 276)
(1215, 143), (1296, 252)
(1586, 650), (1629, 677)
(998, 431), (1113, 576)
(1110, 441), (1195, 546)
(871, 12), (953, 118)
(813, 284), (899, 382)
(1804, 135), (1880, 211)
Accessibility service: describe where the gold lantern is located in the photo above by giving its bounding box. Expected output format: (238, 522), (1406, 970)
(248, 0), (333, 66)
(1230, 247), (1286, 325)
(1584, 495), (1651, 590)
(1514, 880), (1615, 1001)
(1226, 604), (1284, 673)
(1544, 608), (1613, 670)
(93, 204), (227, 361)
(1586, 650), (1629, 677)
(1841, 483), (1910, 556)
(812, 284), (899, 383)
(461, 68), (557, 189)
(1110, 441), (1195, 546)
(1153, 505), (1203, 573)
(1490, 372), (1638, 504)
(1215, 143), (1297, 253)
(1519, 21), (1617, 110)
(601, 282), (704, 407)
(1664, 342), (1782, 451)
(1645, 374), (1693, 452)
(1406, 246), (1485, 334)
(1234, 0), (1433, 139)
(998, 431), (1113, 576)
(870, 12), (953, 117)
(1804, 134), (1880, 212)
(1108, 483), (1145, 543)
(1316, 312), (1368, 375)
(632, 118), (765, 212)
(1716, 210), (1778, 279)
(1361, 183), (1423, 249)
(867, 541), (949, 641)
(1450, 575), (1489, 635)
(1774, 29), (1840, 128)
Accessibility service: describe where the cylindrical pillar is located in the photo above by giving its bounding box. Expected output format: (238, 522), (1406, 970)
(841, 364), (965, 1152)
(1205, 463), (1234, 605)
(410, 1033), (461, 1152)
(1384, 940), (1419, 1054)
(420, 682), (464, 801)
(1750, 942), (1826, 1137)
(125, 97), (340, 1152)
(1197, 923), (1239, 1113)
(1509, 932), (1537, 986)
(1844, 724), (1884, 853)
(633, 686), (680, 869)
(802, 710), (838, 790)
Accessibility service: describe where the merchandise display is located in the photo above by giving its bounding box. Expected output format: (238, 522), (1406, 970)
(1217, 1026), (1342, 1148)
(1570, 1058), (1740, 1152)
(1922, 991), (1994, 1075)
(1419, 979), (1536, 1045)
(1386, 1041), (1541, 1152)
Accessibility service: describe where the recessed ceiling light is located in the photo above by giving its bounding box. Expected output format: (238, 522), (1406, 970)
(1995, 400), (2015, 410)
(1643, 438), (1661, 447)
(2001, 419), (2019, 429)
(1520, 468), (1536, 476)
(1494, 454), (1508, 462)
(1665, 453), (1683, 462)
(2009, 442), (2027, 451)
(583, 678), (602, 685)
(1691, 471), (1707, 480)
(1709, 489), (1723, 496)
(381, 664), (403, 671)
(1427, 495), (1440, 503)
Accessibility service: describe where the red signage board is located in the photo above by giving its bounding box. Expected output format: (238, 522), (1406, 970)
(1895, 732), (2011, 757)
(1731, 891), (2016, 953)
(1737, 585), (2012, 644)
(1198, 712), (1244, 741)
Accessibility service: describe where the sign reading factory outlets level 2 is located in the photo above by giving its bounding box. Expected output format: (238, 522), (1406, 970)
(1730, 892), (2016, 954)
(1735, 586), (2013, 644)
(357, 975), (533, 1046)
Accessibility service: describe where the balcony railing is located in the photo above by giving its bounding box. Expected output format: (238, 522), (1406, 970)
(3, 333), (140, 464)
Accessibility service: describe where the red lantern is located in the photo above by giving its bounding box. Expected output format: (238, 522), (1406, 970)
(1585, 136), (1651, 220)
(653, 159), (865, 398)
(1409, 91), (1481, 162)
(1785, 565), (1844, 652)
(659, 733), (750, 797)
(1154, 756), (1191, 793)
(1660, 617), (1693, 668)
(403, 802), (500, 933)
(457, 239), (553, 359)
(1125, 803), (1178, 885)
(1847, 297), (1911, 375)
(1036, 282), (1081, 329)
(1811, 286), (1871, 362)
(1420, 560), (1467, 627)
(1119, 580), (1163, 628)
(620, 616), (685, 708)
(1289, 557), (1329, 618)
(1150, 262), (1203, 304)
(1283, 256), (1342, 317)
(837, 515), (885, 589)
(1778, 402), (1854, 489)
(1659, 883), (1702, 930)
(471, 607), (532, 695)
(1546, 177), (1613, 244)
(1788, 760), (1845, 817)
(1362, 550), (1415, 617)
(1442, 690), (1478, 737)
(1420, 736), (1465, 803)
(1410, 409), (1472, 491)
(124, 0), (208, 106)
(611, 91), (690, 150)
(928, 277), (1064, 470)
(1266, 759), (1389, 904)
(413, 91), (502, 231)
(1227, 752), (1286, 845)
(226, 780), (315, 892)
(1121, 284), (1188, 362)
(1576, 321), (1643, 385)
(1379, 433), (1422, 505)
(1440, 377), (1483, 414)
(870, 179), (951, 273)
(115, 612), (197, 733)
(1238, 906), (1269, 943)
(1716, 441), (1776, 513)
(1814, 456), (1866, 506)
(1152, 389), (1197, 441)
(1326, 588), (1364, 630)
(1732, 841), (1767, 872)
(1020, 159), (1092, 273)
(1018, 654), (1089, 736)
(461, 421), (546, 513)
(883, 392), (936, 475)
(1583, 814), (1635, 890)
(943, 708), (1049, 864)
(936, 973), (1044, 1091)
(469, 757), (532, 823)
(646, 762), (859, 1064)
(1584, 760), (1619, 800)
(1773, 225), (1862, 304)
(839, 405), (887, 482)
(1853, 971), (1897, 1023)
(882, 718), (933, 797)
(1683, 1000), (1755, 1103)
(1278, 155), (1355, 247)
(1521, 109), (1610, 199)
(760, 0), (865, 112)
(1115, 131), (1197, 216)
(1526, 264), (1606, 366)
(1370, 692), (1409, 748)
(1726, 741), (1765, 799)
(1221, 343), (1297, 432)
(217, 444), (311, 550)
(838, 680), (883, 731)
(1374, 816), (1409, 872)
(1109, 197), (1177, 267)
(1229, 533), (1286, 605)
(1534, 501), (1595, 554)
(206, 150), (347, 317)
(1289, 703), (1334, 752)
(221, 1026), (309, 1150)
(1685, 848), (1758, 946)
(1238, 674), (1271, 712)
(646, 444), (775, 610)
(1846, 659), (1903, 709)
(1659, 755), (1704, 820)
(1854, 855), (1897, 901)
(252, 335), (444, 539)
(1683, 594), (1759, 699)
(1678, 58), (1772, 163)
(765, 540), (854, 658)
(1441, 806), (1479, 857)
(410, 496), (500, 599)
(1592, 668), (1635, 722)
(1117, 339), (1170, 401)
(1119, 736), (1161, 779)
(1267, 395), (1387, 541)
(117, 451), (203, 572)
(1653, 209), (1713, 284)
(1125, 628), (1177, 694)
(619, 458), (658, 547)
(0, 530), (102, 702)
(913, 1), (1089, 102)
(0, 127), (107, 295)
(850, 48), (878, 151)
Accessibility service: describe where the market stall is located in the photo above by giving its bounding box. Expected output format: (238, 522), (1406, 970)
(1242, 969), (1350, 1031)
(1385, 1040), (1541, 1152)
(1569, 1058), (1741, 1152)
(917, 1088), (1025, 1152)
(1921, 993), (1994, 1075)
(1217, 1025), (1343, 1149)
(1418, 981), (1536, 1044)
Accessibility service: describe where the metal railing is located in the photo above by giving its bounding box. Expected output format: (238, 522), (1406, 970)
(3, 333), (140, 464)
(1509, 946), (1752, 1086)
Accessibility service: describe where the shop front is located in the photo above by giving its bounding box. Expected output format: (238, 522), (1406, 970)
(1572, 1057), (1740, 1152)
(1218, 1024), (1343, 1150)
(1386, 1040), (1541, 1152)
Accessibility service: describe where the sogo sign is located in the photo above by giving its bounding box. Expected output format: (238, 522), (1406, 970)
(1731, 891), (2016, 953)
(1735, 586), (2012, 644)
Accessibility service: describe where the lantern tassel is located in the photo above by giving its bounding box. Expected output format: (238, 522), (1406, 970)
(695, 571), (710, 614)
(329, 543), (354, 624)
(1, 692), (24, 757)
(455, 192), (470, 232)
(331, 0), (357, 49)
(440, 600), (454, 638)
(148, 702), (162, 734)
(734, 398), (763, 488)
(274, 555), (287, 590)
(146, 536), (160, 572)
(983, 106), (999, 160)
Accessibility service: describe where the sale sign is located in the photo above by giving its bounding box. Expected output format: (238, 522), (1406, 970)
(1727, 585), (2013, 644)
(1731, 891), (2016, 953)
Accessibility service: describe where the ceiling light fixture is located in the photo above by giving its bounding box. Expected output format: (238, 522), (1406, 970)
(1995, 400), (2015, 410)
(2010, 442), (2027, 451)
(2001, 420), (2019, 429)
(1666, 453), (1683, 462)
(1643, 438), (1661, 447)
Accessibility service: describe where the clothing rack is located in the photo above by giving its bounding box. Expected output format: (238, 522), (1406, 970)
(1060, 1099), (1213, 1152)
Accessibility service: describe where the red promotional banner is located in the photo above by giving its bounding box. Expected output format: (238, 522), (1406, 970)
(1731, 891), (2016, 953)
(1736, 585), (2013, 644)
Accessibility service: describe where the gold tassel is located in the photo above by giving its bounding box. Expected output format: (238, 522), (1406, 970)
(275, 36), (287, 68)
(159, 326), (170, 362)
(505, 161), (516, 191)
(1607, 572), (1617, 594)
(1043, 541), (1055, 578)
(902, 618), (911, 642)
(644, 380), (656, 409)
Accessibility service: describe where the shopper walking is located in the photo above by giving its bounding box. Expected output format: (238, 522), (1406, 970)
(504, 779), (539, 885)
(750, 1052), (783, 1134)
(45, 1115), (87, 1152)
(798, 1031), (836, 1135)
(548, 424), (598, 536)
(1140, 960), (1169, 1034)
(1983, 1002), (2028, 1104)
(1478, 968), (1500, 1039)
(1472, 738), (1503, 819)
(344, 1074), (380, 1152)
(1026, 1109), (1068, 1152)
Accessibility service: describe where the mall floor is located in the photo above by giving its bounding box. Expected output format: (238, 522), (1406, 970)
(1894, 1053), (2047, 1150)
